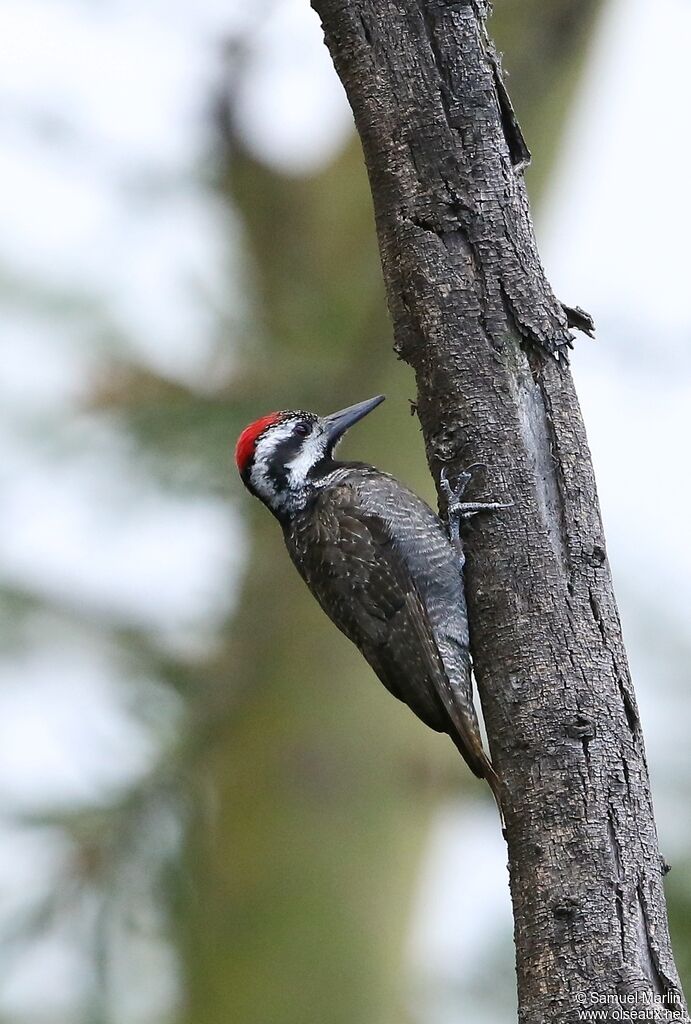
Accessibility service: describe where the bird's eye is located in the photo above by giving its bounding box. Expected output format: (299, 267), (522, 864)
(294, 422), (311, 438)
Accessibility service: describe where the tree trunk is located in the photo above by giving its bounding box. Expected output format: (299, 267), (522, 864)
(309, 1), (688, 1021)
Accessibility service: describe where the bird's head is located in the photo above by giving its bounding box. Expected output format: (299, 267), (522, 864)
(235, 395), (385, 518)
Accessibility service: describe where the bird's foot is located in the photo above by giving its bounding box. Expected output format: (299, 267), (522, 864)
(440, 466), (512, 543)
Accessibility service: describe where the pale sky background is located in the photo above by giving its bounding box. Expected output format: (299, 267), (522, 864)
(0, 1), (689, 1022)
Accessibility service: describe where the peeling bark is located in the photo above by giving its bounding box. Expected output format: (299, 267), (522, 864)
(309, 1), (688, 1020)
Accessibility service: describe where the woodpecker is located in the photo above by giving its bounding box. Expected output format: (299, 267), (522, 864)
(235, 395), (506, 814)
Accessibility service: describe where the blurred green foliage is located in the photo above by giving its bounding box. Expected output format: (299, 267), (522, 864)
(4, 4), (690, 1024)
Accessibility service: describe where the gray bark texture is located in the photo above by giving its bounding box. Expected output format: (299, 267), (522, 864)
(309, 1), (688, 1021)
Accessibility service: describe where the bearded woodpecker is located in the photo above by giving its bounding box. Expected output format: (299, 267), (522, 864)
(235, 395), (505, 814)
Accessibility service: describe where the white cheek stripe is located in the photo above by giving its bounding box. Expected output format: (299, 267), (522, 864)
(286, 433), (327, 489)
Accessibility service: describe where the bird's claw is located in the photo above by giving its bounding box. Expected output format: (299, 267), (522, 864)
(440, 465), (512, 544)
(440, 464), (484, 505)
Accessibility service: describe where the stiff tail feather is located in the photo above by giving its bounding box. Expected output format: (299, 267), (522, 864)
(450, 731), (505, 829)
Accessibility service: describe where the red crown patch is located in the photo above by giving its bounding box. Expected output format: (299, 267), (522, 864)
(235, 413), (281, 474)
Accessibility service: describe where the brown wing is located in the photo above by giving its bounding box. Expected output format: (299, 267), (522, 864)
(287, 482), (492, 779)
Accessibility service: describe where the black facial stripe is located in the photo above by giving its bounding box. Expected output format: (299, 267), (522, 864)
(266, 433), (305, 491)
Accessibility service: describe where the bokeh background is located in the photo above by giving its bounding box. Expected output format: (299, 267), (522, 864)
(0, 1), (689, 1022)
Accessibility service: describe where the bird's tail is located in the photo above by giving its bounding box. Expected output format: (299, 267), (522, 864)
(484, 761), (505, 829)
(450, 731), (505, 828)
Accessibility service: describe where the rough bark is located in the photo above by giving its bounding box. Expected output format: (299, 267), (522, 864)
(309, 1), (688, 1021)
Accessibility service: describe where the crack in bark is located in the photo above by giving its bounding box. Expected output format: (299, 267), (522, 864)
(488, 48), (531, 170)
(614, 884), (626, 958)
(356, 9), (373, 46)
(618, 675), (641, 735)
(637, 881), (682, 1014)
(608, 804), (624, 880)
(569, 714), (596, 779)
(589, 588), (608, 643)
